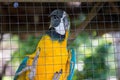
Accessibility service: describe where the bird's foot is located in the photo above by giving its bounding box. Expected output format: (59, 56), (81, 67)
(52, 69), (63, 80)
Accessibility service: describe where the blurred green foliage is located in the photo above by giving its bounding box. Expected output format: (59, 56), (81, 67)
(71, 32), (114, 80)
(12, 35), (42, 62)
(82, 43), (111, 80)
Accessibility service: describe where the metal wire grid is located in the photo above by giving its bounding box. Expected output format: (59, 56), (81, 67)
(0, 2), (119, 80)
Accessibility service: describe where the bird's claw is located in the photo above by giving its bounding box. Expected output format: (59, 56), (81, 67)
(52, 69), (63, 80)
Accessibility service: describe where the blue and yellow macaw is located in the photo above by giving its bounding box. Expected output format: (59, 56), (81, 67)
(14, 9), (76, 80)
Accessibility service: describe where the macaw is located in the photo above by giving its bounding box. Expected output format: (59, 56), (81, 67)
(14, 9), (76, 80)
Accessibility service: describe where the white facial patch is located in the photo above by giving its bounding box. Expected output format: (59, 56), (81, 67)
(55, 22), (65, 35)
(54, 12), (67, 35)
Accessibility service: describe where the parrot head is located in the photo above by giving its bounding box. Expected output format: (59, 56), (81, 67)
(49, 9), (70, 36)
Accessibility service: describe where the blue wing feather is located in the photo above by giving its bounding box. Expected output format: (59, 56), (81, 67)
(14, 56), (29, 80)
(67, 48), (76, 80)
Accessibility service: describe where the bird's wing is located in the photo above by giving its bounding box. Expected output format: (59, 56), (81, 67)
(67, 48), (76, 80)
(14, 56), (29, 80)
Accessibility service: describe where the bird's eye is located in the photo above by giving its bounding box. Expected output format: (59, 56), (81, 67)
(53, 15), (59, 19)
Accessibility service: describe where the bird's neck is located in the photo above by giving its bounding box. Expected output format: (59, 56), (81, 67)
(46, 27), (68, 42)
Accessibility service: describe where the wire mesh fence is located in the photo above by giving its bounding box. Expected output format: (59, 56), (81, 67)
(0, 1), (120, 80)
